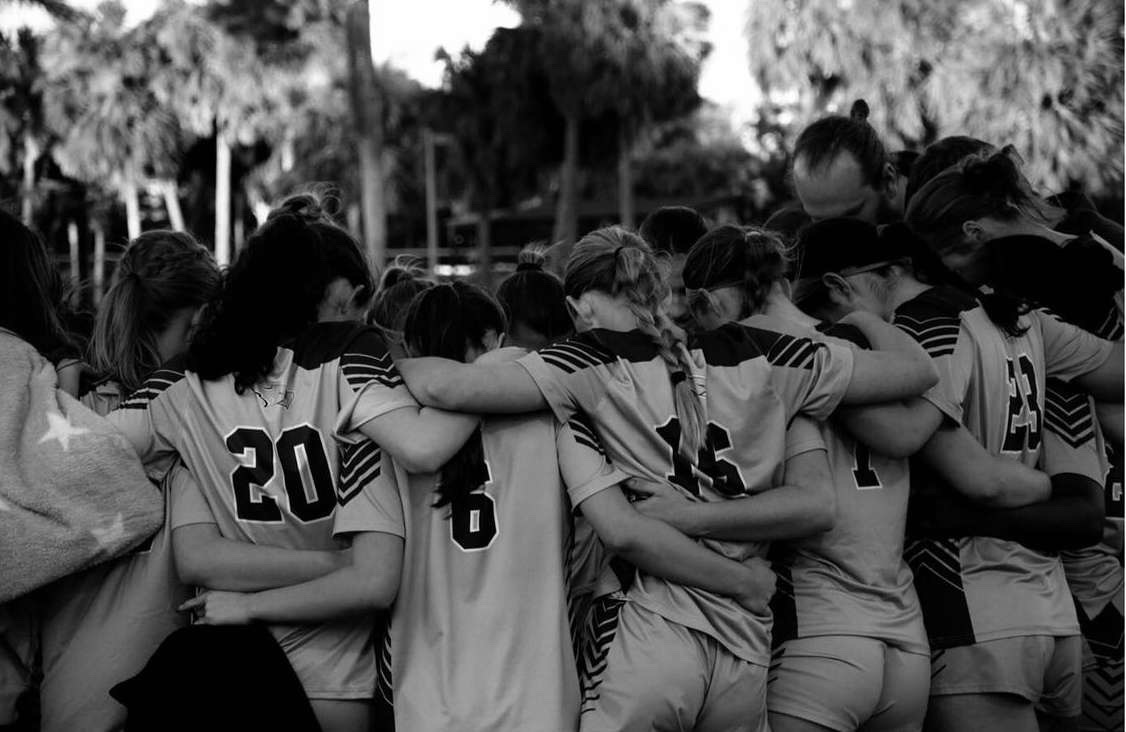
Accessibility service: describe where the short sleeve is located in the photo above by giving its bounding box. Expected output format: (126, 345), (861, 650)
(895, 318), (973, 424)
(1033, 309), (1115, 382)
(1040, 379), (1109, 484)
(107, 369), (186, 464)
(335, 330), (419, 439)
(784, 416), (827, 461)
(768, 336), (855, 421)
(168, 465), (217, 531)
(333, 450), (405, 539)
(557, 415), (629, 508)
(516, 351), (583, 425)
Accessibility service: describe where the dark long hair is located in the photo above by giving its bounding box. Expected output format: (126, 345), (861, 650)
(401, 282), (507, 509)
(495, 245), (571, 347)
(0, 208), (78, 360)
(189, 194), (374, 392)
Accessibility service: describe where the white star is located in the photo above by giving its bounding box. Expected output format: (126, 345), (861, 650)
(38, 411), (90, 452)
(90, 513), (125, 548)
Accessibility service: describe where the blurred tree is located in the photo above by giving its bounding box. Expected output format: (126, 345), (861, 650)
(42, 1), (181, 239)
(746, 0), (1124, 198)
(0, 0), (79, 21)
(0, 28), (45, 223)
(434, 25), (561, 286)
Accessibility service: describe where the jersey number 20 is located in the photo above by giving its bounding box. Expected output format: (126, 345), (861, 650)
(226, 425), (336, 523)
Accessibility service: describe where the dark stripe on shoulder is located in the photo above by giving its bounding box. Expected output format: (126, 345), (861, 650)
(893, 288), (972, 358)
(816, 321), (870, 350)
(568, 411), (605, 455)
(118, 365), (188, 410)
(538, 333), (616, 374)
(1044, 378), (1096, 449)
(338, 440), (382, 506)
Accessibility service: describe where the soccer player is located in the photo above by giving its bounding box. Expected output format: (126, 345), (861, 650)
(33, 231), (219, 732)
(791, 99), (906, 224)
(107, 196), (478, 732)
(793, 217), (1121, 731)
(376, 280), (776, 731)
(396, 226), (939, 731)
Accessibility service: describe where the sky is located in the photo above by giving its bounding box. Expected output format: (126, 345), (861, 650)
(0, 0), (759, 124)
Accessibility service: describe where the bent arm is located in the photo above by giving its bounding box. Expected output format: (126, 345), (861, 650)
(643, 446), (835, 542)
(358, 405), (478, 474)
(914, 473), (1103, 551)
(836, 398), (944, 459)
(579, 488), (769, 607)
(241, 531), (403, 623)
(173, 523), (347, 592)
(918, 424), (1051, 508)
(1073, 342), (1123, 400)
(838, 311), (939, 404)
(1096, 401), (1124, 448)
(398, 358), (547, 414)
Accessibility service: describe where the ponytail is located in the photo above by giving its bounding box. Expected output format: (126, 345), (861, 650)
(90, 230), (219, 393)
(496, 243), (571, 347)
(566, 227), (706, 459)
(682, 225), (791, 318)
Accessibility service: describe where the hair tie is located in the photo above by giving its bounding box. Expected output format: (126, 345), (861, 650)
(670, 370), (686, 385)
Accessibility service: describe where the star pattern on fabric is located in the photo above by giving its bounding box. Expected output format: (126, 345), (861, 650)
(90, 513), (125, 548)
(38, 411), (90, 452)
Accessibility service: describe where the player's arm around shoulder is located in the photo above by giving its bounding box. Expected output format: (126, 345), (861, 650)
(837, 310), (939, 404)
(397, 356), (546, 414)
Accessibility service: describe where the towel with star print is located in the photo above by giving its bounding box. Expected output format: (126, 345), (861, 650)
(0, 329), (163, 603)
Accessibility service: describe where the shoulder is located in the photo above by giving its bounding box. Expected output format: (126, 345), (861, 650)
(692, 322), (825, 370)
(816, 321), (870, 350)
(893, 287), (975, 358)
(118, 362), (189, 411)
(288, 321), (389, 369)
(1044, 377), (1096, 449)
(535, 332), (618, 374)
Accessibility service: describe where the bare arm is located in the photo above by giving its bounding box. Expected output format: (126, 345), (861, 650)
(357, 405), (479, 473)
(632, 444), (835, 542)
(912, 472), (1103, 551)
(398, 358), (547, 414)
(173, 523), (347, 592)
(579, 488), (776, 613)
(837, 311), (939, 404)
(836, 398), (945, 459)
(918, 423), (1051, 508)
(180, 531), (404, 624)
(1096, 401), (1124, 448)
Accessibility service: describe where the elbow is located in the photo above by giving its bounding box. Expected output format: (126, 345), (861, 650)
(599, 523), (644, 558)
(913, 359), (940, 393)
(873, 435), (922, 460)
(174, 553), (211, 587)
(356, 569), (401, 611)
(806, 500), (836, 535)
(398, 445), (443, 474)
(1072, 515), (1104, 550)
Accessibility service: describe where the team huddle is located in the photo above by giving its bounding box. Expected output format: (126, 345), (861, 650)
(0, 99), (1122, 732)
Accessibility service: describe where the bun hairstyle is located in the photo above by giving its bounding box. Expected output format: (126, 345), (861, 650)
(564, 226), (706, 459)
(89, 231), (220, 393)
(793, 98), (889, 188)
(189, 193), (375, 392)
(496, 244), (571, 346)
(0, 208), (79, 360)
(638, 206), (709, 256)
(682, 226), (791, 319)
(905, 136), (996, 206)
(401, 282), (507, 509)
(379, 254), (428, 291)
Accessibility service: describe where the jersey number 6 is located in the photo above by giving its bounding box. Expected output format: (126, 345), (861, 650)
(449, 458), (499, 551)
(226, 425), (336, 523)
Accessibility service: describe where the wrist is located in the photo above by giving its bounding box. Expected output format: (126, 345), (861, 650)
(245, 592), (264, 622)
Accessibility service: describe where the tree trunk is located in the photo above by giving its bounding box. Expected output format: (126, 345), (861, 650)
(347, 0), (386, 269)
(552, 112), (581, 271)
(423, 128), (439, 275)
(233, 194), (245, 254)
(93, 222), (106, 305)
(66, 221), (80, 290)
(162, 179), (185, 231)
(617, 124), (634, 229)
(214, 132), (232, 266)
(122, 169), (142, 240)
(21, 132), (38, 224)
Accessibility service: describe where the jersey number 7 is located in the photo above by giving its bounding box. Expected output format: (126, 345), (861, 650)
(226, 425), (336, 523)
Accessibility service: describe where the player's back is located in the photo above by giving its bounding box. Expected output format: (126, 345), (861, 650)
(895, 287), (1106, 648)
(111, 320), (415, 699)
(748, 315), (925, 652)
(385, 411), (620, 732)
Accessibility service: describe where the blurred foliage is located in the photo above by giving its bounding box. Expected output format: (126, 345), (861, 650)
(746, 0), (1125, 198)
